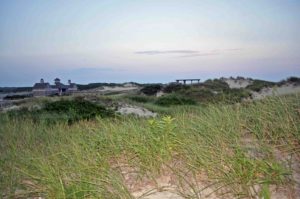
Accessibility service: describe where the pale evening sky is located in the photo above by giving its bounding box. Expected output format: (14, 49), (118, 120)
(0, 0), (300, 86)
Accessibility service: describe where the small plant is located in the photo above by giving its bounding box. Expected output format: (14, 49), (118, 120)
(147, 116), (177, 162)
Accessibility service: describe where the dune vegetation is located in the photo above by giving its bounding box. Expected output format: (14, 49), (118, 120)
(0, 92), (300, 198)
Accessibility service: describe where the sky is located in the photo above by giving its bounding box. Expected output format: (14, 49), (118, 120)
(0, 0), (300, 86)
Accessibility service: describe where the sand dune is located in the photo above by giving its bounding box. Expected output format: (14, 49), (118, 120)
(251, 83), (300, 100)
(221, 78), (253, 89)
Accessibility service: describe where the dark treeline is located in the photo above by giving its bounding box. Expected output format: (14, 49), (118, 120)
(0, 87), (32, 93)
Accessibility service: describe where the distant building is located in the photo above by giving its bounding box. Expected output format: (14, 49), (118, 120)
(32, 78), (78, 96)
(32, 79), (52, 96)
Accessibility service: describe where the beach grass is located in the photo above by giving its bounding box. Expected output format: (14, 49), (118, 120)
(0, 94), (299, 198)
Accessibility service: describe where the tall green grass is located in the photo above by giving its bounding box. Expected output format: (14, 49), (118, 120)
(1, 94), (299, 198)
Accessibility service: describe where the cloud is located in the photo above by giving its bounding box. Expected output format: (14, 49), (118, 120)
(225, 48), (243, 51)
(209, 48), (243, 53)
(135, 48), (243, 58)
(134, 50), (199, 55)
(178, 52), (220, 58)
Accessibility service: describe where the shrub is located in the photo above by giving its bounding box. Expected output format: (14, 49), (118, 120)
(163, 83), (189, 93)
(43, 99), (114, 119)
(201, 79), (230, 91)
(286, 76), (300, 85)
(223, 88), (252, 103)
(246, 80), (275, 92)
(176, 87), (251, 104)
(127, 95), (151, 103)
(141, 84), (162, 95)
(155, 94), (196, 106)
(8, 99), (114, 124)
(4, 94), (31, 100)
(0, 87), (32, 93)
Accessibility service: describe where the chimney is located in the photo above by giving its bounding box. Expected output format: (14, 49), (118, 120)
(68, 80), (71, 84)
(40, 78), (44, 83)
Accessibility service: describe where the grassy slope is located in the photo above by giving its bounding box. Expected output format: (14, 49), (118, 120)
(159, 79), (252, 105)
(0, 94), (300, 198)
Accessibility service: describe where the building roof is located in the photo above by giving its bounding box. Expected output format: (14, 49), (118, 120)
(52, 82), (68, 89)
(33, 83), (50, 89)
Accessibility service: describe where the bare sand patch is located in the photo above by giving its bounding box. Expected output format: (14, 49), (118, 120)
(221, 78), (253, 89)
(117, 105), (157, 117)
(89, 85), (140, 93)
(251, 84), (300, 100)
(117, 164), (220, 199)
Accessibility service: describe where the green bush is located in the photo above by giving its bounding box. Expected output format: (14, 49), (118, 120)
(223, 88), (252, 103)
(287, 76), (300, 83)
(140, 84), (162, 95)
(176, 86), (251, 104)
(177, 87), (213, 101)
(278, 76), (300, 86)
(163, 83), (189, 93)
(43, 99), (114, 120)
(0, 87), (32, 93)
(127, 95), (151, 103)
(201, 79), (230, 91)
(155, 94), (197, 106)
(246, 80), (275, 92)
(8, 99), (114, 124)
(4, 94), (31, 100)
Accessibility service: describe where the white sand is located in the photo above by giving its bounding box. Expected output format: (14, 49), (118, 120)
(222, 78), (253, 89)
(101, 86), (139, 92)
(1, 105), (20, 112)
(251, 84), (300, 100)
(130, 175), (222, 199)
(117, 105), (157, 117)
(89, 85), (140, 93)
(133, 190), (183, 199)
(156, 91), (164, 97)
